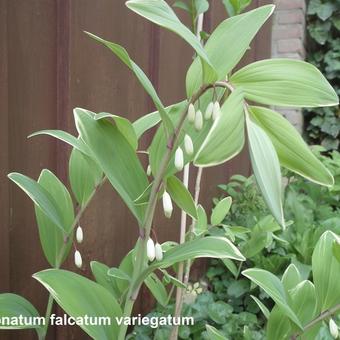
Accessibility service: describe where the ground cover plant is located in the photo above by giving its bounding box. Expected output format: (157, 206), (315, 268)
(0, 0), (339, 339)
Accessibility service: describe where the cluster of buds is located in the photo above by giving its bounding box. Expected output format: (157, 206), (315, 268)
(147, 238), (163, 262)
(329, 318), (339, 339)
(73, 226), (84, 268)
(187, 104), (203, 131)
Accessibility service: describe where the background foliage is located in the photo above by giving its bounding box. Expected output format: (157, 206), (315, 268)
(130, 148), (340, 339)
(305, 0), (340, 150)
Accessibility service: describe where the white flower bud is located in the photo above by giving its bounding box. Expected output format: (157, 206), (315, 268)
(162, 191), (173, 218)
(155, 243), (163, 261)
(329, 318), (339, 339)
(212, 101), (221, 121)
(184, 134), (194, 155)
(194, 110), (203, 131)
(205, 102), (214, 120)
(74, 250), (82, 268)
(187, 103), (195, 123)
(147, 238), (156, 262)
(147, 164), (152, 176)
(76, 226), (83, 243)
(174, 147), (184, 171)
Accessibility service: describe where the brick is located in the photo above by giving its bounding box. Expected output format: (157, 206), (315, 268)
(276, 0), (306, 11)
(277, 10), (304, 24)
(272, 25), (304, 40)
(277, 39), (304, 54)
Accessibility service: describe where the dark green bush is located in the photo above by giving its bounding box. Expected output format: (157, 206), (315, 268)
(304, 0), (340, 150)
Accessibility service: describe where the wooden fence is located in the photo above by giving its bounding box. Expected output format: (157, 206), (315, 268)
(0, 0), (272, 338)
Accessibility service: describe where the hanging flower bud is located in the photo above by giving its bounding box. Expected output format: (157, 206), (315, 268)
(147, 164), (152, 176)
(162, 191), (173, 218)
(155, 243), (163, 261)
(194, 110), (203, 131)
(184, 134), (194, 155)
(74, 250), (82, 268)
(76, 226), (83, 243)
(329, 319), (339, 339)
(205, 102), (214, 120)
(187, 103), (195, 123)
(147, 238), (156, 262)
(212, 101), (221, 121)
(174, 147), (184, 171)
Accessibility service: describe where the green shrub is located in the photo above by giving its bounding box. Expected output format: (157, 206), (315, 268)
(305, 0), (340, 150)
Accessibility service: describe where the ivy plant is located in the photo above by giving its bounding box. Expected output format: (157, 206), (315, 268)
(0, 1), (338, 339)
(305, 0), (340, 150)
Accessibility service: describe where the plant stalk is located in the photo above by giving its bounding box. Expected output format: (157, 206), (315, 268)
(291, 303), (340, 339)
(118, 82), (213, 340)
(40, 176), (106, 340)
(172, 164), (190, 335)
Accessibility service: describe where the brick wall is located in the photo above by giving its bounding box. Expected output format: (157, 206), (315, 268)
(271, 0), (306, 133)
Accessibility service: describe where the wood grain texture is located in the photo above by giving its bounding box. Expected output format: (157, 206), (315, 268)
(0, 1), (273, 338)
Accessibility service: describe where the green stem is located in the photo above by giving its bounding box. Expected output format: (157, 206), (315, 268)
(39, 177), (106, 340)
(40, 294), (54, 339)
(291, 304), (340, 339)
(118, 83), (214, 340)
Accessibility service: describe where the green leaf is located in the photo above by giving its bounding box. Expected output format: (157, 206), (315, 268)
(195, 0), (209, 15)
(116, 249), (135, 294)
(312, 231), (340, 311)
(246, 118), (285, 228)
(85, 32), (173, 135)
(0, 293), (42, 335)
(186, 5), (274, 96)
(231, 59), (339, 107)
(28, 130), (91, 156)
(242, 268), (303, 329)
(133, 101), (186, 139)
(267, 305), (291, 340)
(333, 240), (340, 263)
(144, 273), (168, 307)
(194, 90), (245, 167)
(166, 175), (197, 219)
(34, 269), (122, 340)
(249, 106), (334, 187)
(205, 325), (227, 340)
(90, 261), (119, 299)
(94, 112), (138, 150)
(35, 170), (74, 267)
(160, 269), (186, 288)
(135, 236), (245, 286)
(211, 197), (232, 225)
(221, 0), (252, 16)
(74, 108), (149, 222)
(289, 281), (318, 335)
(8, 172), (66, 233)
(250, 295), (270, 319)
(208, 301), (233, 324)
(281, 264), (301, 293)
(107, 268), (131, 282)
(173, 1), (190, 12)
(69, 148), (103, 207)
(195, 204), (208, 235)
(126, 0), (217, 86)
